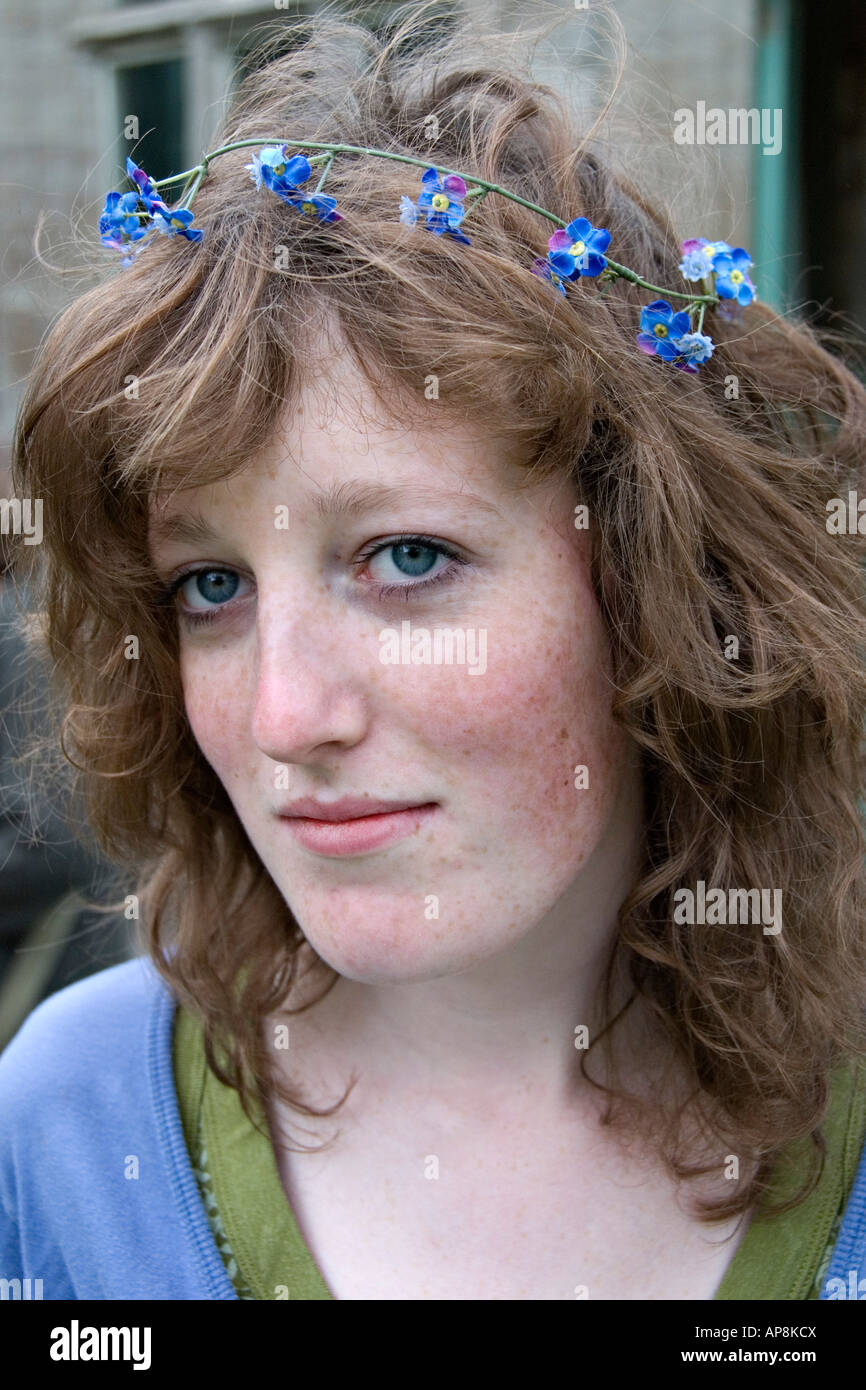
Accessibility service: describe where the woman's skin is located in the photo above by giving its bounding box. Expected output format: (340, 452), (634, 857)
(148, 322), (751, 1297)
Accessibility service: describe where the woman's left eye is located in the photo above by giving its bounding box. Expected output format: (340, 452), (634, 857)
(357, 535), (466, 596)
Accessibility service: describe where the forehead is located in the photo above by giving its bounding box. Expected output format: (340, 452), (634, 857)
(149, 312), (560, 527)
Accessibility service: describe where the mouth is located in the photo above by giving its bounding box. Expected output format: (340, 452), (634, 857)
(276, 801), (439, 857)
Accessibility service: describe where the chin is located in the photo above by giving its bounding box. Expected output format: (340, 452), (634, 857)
(285, 887), (502, 985)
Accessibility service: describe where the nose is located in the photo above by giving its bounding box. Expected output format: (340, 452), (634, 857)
(250, 601), (369, 765)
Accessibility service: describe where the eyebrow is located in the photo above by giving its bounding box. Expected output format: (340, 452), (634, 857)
(149, 480), (503, 546)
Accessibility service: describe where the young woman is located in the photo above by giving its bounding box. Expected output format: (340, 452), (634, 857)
(2, 5), (866, 1301)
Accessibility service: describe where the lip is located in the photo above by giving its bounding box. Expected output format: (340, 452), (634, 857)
(278, 795), (433, 822)
(276, 798), (439, 857)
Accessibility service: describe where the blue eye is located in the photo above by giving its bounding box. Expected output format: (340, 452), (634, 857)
(186, 570), (239, 605)
(162, 533), (468, 630)
(357, 534), (467, 599)
(366, 539), (442, 582)
(165, 567), (251, 627)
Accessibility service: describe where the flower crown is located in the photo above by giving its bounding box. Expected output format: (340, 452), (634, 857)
(99, 141), (757, 376)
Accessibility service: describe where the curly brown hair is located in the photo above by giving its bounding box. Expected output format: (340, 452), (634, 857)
(9, 0), (866, 1225)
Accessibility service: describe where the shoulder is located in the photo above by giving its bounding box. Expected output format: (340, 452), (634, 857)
(0, 955), (237, 1299)
(0, 956), (172, 1121)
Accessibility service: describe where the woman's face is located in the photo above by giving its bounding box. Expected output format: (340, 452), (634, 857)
(148, 341), (642, 985)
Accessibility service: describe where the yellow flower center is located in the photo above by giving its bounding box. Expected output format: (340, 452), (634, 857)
(273, 163), (286, 176)
(654, 324), (668, 338)
(730, 269), (744, 284)
(570, 240), (586, 257)
(300, 200), (318, 215)
(431, 193), (450, 211)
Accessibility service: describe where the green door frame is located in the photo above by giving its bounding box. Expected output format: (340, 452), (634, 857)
(753, 0), (802, 313)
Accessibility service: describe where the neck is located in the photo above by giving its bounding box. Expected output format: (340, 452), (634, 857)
(266, 761), (677, 1128)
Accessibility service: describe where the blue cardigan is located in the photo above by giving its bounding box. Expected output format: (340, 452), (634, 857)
(1, 957), (865, 1300)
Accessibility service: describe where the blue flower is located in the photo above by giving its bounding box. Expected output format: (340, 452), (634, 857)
(529, 256), (567, 298)
(678, 238), (714, 281)
(635, 300), (700, 373)
(125, 156), (161, 207)
(546, 216), (611, 279)
(246, 146), (343, 222)
(675, 331), (715, 365)
(405, 167), (471, 245)
(292, 193), (342, 224)
(712, 247), (756, 305)
(246, 146), (307, 196)
(100, 157), (204, 259)
(150, 203), (204, 243)
(98, 190), (149, 253)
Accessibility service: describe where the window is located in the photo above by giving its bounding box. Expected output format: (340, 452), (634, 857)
(116, 59), (185, 183)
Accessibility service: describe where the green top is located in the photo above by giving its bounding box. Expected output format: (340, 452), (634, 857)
(173, 1004), (866, 1300)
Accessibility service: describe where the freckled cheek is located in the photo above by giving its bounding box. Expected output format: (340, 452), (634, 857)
(399, 608), (624, 842)
(179, 652), (250, 779)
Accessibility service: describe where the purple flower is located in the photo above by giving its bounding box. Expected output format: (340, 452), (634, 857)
(547, 216), (611, 279)
(636, 300), (700, 373)
(529, 256), (567, 298)
(125, 156), (161, 206)
(712, 247), (756, 305)
(405, 167), (471, 245)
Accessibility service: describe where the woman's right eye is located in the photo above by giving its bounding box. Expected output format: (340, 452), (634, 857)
(167, 568), (252, 627)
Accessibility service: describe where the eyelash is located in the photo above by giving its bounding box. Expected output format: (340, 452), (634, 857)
(162, 534), (468, 629)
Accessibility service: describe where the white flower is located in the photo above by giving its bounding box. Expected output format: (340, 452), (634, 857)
(245, 153), (263, 190)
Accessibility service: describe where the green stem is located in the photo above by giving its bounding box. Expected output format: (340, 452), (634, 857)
(146, 138), (727, 307)
(177, 158), (209, 210)
(601, 257), (715, 303)
(314, 153), (334, 194)
(151, 138), (574, 226)
(462, 187), (490, 221)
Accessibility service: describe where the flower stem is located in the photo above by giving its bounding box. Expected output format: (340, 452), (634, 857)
(602, 257), (716, 304)
(314, 154), (334, 194)
(173, 158), (209, 210)
(462, 187), (491, 221)
(145, 138), (725, 311)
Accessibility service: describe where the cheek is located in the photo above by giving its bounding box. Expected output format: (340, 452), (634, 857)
(179, 648), (251, 784)
(402, 560), (626, 872)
